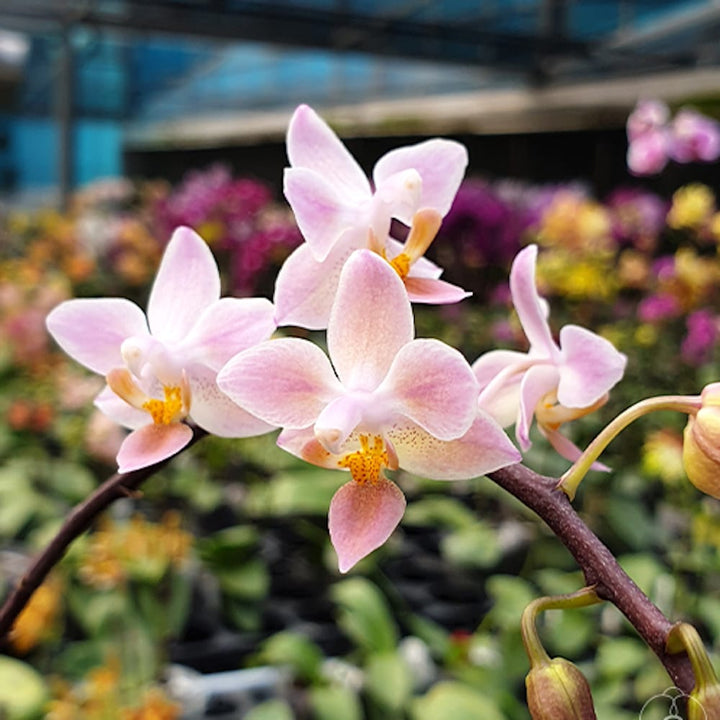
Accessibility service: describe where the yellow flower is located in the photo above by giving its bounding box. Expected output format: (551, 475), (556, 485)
(121, 689), (181, 720)
(667, 183), (716, 230)
(641, 428), (686, 485)
(9, 575), (62, 654)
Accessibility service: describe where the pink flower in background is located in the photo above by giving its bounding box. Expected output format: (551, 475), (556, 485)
(274, 104), (470, 329)
(638, 293), (681, 323)
(626, 99), (720, 175)
(46, 226), (277, 473)
(670, 109), (720, 164)
(219, 250), (519, 571)
(681, 310), (718, 366)
(626, 99), (671, 176)
(473, 244), (627, 461)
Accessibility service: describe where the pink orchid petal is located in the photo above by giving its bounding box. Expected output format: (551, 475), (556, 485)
(286, 105), (370, 202)
(510, 245), (557, 357)
(277, 426), (339, 470)
(540, 426), (611, 472)
(557, 325), (627, 408)
(178, 297), (276, 371)
(373, 139), (468, 222)
(315, 396), (364, 454)
(627, 129), (670, 176)
(116, 422), (193, 473)
(473, 350), (529, 391)
(370, 169), (423, 236)
(517, 364), (559, 450)
(328, 250), (413, 390)
(46, 298), (149, 374)
(94, 385), (148, 430)
(389, 414), (520, 481)
(188, 364), (276, 438)
(217, 337), (342, 428)
(379, 339), (477, 440)
(273, 231), (365, 330)
(284, 167), (362, 261)
(403, 276), (471, 305)
(147, 227), (220, 344)
(329, 478), (406, 573)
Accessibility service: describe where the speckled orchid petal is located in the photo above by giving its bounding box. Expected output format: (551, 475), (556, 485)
(273, 230), (366, 330)
(388, 414), (520, 481)
(217, 337), (343, 429)
(516, 364), (560, 451)
(116, 422), (193, 474)
(277, 426), (338, 469)
(178, 297), (276, 371)
(557, 325), (627, 408)
(378, 338), (478, 441)
(46, 298), (149, 375)
(286, 104), (371, 202)
(188, 364), (276, 438)
(328, 249), (413, 390)
(148, 227), (220, 344)
(329, 478), (406, 573)
(510, 244), (557, 356)
(373, 139), (468, 223)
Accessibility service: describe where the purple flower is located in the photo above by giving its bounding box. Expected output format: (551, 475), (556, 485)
(670, 110), (720, 164)
(682, 310), (718, 366)
(638, 293), (681, 323)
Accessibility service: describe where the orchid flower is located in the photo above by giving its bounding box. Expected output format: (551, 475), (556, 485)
(473, 244), (627, 463)
(46, 226), (277, 473)
(626, 99), (671, 176)
(274, 104), (470, 329)
(219, 249), (519, 571)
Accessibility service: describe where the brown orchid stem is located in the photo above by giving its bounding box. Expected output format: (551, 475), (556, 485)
(0, 425), (208, 643)
(488, 463), (696, 693)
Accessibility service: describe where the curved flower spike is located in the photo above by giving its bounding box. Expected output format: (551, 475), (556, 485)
(473, 244), (626, 461)
(274, 104), (470, 329)
(46, 226), (277, 473)
(219, 249), (519, 571)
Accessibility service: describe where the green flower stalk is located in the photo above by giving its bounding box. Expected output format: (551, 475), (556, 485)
(667, 622), (720, 720)
(559, 394), (702, 500)
(521, 587), (602, 720)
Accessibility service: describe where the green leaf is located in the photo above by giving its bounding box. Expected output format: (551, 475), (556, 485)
(244, 699), (295, 720)
(245, 469), (343, 517)
(605, 496), (658, 550)
(365, 651), (412, 713)
(216, 559), (269, 601)
(0, 656), (48, 720)
(440, 522), (501, 568)
(258, 632), (324, 683)
(412, 681), (504, 720)
(596, 637), (650, 679)
(331, 578), (398, 654)
(404, 496), (477, 529)
(309, 685), (362, 720)
(198, 525), (259, 566)
(486, 575), (536, 630)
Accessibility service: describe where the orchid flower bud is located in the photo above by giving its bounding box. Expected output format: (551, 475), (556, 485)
(526, 657), (597, 720)
(667, 622), (720, 720)
(521, 588), (601, 720)
(683, 382), (720, 499)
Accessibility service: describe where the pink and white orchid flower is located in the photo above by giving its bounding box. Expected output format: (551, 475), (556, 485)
(473, 244), (627, 463)
(46, 226), (277, 473)
(274, 104), (470, 329)
(219, 249), (519, 571)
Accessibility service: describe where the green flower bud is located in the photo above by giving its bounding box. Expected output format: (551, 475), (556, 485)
(689, 681), (720, 720)
(526, 657), (597, 720)
(683, 382), (720, 499)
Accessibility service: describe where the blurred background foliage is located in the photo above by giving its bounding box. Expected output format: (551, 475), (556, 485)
(1, 165), (720, 719)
